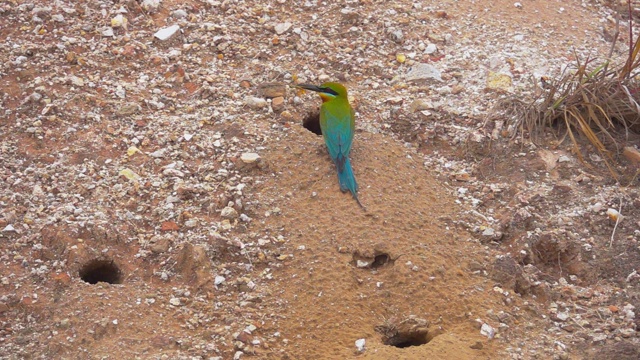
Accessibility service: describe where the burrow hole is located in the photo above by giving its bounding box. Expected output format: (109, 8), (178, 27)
(384, 329), (434, 348)
(352, 252), (393, 269)
(79, 259), (123, 284)
(376, 318), (438, 349)
(371, 253), (391, 268)
(303, 110), (322, 135)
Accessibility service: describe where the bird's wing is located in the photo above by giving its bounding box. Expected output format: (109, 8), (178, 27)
(320, 105), (354, 171)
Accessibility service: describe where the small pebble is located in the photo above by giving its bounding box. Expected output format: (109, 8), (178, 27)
(169, 297), (181, 306)
(480, 323), (495, 339)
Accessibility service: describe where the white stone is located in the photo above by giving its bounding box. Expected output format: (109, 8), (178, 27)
(214, 275), (225, 285)
(556, 312), (569, 321)
(404, 63), (442, 82)
(101, 27), (114, 37)
(70, 76), (84, 87)
(275, 22), (292, 35)
(480, 323), (495, 339)
(154, 25), (180, 41)
(355, 338), (366, 352)
(240, 152), (260, 164)
(169, 297), (181, 306)
(482, 228), (495, 237)
(149, 149), (166, 158)
(245, 96), (267, 109)
(172, 9), (188, 18)
(424, 43), (437, 54)
(162, 168), (185, 177)
(141, 0), (162, 12)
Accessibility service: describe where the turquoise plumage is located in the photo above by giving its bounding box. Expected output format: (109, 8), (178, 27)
(298, 82), (363, 208)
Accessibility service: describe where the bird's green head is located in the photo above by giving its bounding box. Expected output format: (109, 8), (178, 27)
(297, 82), (348, 102)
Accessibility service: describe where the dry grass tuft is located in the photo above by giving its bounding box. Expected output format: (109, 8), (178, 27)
(493, 3), (640, 177)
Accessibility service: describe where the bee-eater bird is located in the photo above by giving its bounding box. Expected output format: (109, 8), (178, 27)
(297, 82), (363, 208)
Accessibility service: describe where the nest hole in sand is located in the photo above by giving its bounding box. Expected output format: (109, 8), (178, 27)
(79, 259), (123, 284)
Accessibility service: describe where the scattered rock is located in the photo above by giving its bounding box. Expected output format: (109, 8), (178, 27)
(32, 7), (52, 17)
(69, 76), (84, 87)
(221, 206), (239, 219)
(149, 149), (167, 158)
(245, 96), (267, 109)
(141, 0), (162, 13)
(150, 237), (171, 253)
(257, 83), (287, 98)
(481, 227), (503, 241)
(403, 63), (442, 83)
(101, 27), (115, 37)
(538, 149), (560, 170)
(409, 99), (434, 113)
(169, 297), (181, 306)
(111, 14), (127, 28)
(154, 25), (180, 41)
(558, 155), (571, 163)
(486, 71), (513, 91)
(271, 96), (285, 112)
(387, 28), (403, 43)
(424, 43), (437, 54)
(240, 152), (261, 164)
(480, 323), (495, 339)
(172, 9), (188, 19)
(274, 22), (292, 35)
(606, 208), (622, 222)
(176, 243), (212, 286)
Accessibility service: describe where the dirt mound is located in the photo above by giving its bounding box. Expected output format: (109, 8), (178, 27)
(258, 127), (507, 358)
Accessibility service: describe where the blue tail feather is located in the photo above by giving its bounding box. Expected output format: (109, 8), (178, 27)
(336, 156), (363, 208)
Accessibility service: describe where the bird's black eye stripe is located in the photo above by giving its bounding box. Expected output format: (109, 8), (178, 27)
(320, 87), (339, 96)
